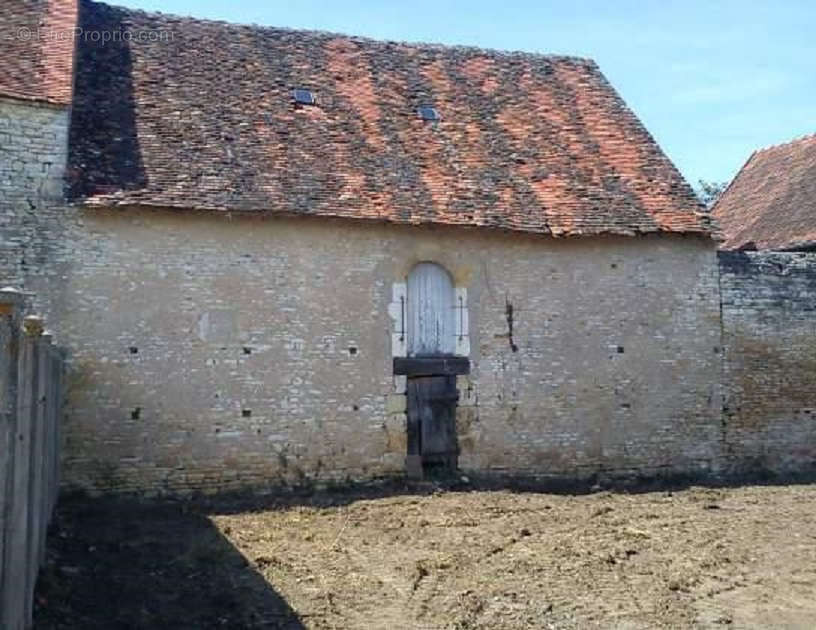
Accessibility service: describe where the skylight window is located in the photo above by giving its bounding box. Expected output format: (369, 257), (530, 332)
(417, 105), (440, 121)
(293, 88), (316, 105)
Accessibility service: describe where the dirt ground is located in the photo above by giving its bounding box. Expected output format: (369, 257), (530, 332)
(33, 481), (816, 629)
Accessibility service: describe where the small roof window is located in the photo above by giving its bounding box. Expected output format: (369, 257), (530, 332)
(417, 105), (440, 121)
(293, 88), (316, 105)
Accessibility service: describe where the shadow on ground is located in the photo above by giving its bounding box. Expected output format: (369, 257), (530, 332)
(33, 497), (305, 629)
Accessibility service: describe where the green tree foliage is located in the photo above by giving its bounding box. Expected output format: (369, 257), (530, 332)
(696, 179), (728, 209)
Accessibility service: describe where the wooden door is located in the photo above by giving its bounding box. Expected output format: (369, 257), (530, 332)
(407, 376), (459, 474)
(407, 263), (455, 356)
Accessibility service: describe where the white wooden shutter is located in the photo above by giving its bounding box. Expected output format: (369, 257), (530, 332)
(407, 263), (455, 356)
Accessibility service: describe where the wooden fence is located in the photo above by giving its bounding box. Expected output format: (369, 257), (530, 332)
(0, 289), (64, 630)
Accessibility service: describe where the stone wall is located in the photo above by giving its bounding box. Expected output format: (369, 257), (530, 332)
(0, 96), (70, 288)
(22, 202), (723, 494)
(719, 251), (816, 475)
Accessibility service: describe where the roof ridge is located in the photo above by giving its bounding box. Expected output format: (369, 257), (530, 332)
(95, 0), (595, 65)
(754, 131), (816, 155)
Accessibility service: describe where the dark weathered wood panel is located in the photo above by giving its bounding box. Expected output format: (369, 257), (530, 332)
(393, 356), (469, 376)
(407, 376), (458, 473)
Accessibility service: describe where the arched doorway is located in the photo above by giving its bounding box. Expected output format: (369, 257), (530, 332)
(401, 262), (462, 477)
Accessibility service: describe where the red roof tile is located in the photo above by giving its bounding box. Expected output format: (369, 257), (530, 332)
(68, 1), (713, 238)
(0, 0), (78, 105)
(713, 134), (816, 250)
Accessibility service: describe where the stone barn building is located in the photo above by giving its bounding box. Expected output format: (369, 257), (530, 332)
(2, 0), (813, 495)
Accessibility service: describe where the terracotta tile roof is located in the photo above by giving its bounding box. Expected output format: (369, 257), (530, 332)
(68, 0), (714, 238)
(0, 0), (78, 105)
(713, 134), (816, 250)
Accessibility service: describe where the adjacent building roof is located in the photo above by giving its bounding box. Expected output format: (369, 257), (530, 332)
(713, 134), (816, 250)
(68, 0), (714, 238)
(0, 0), (78, 105)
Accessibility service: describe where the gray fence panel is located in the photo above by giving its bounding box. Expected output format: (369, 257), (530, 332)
(0, 294), (64, 630)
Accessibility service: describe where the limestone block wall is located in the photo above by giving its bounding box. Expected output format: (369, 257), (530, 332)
(719, 251), (816, 475)
(0, 97), (70, 288)
(456, 232), (723, 480)
(23, 204), (724, 494)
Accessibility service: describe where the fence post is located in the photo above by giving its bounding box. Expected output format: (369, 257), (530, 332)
(49, 347), (63, 516)
(0, 289), (25, 630)
(39, 338), (56, 566)
(24, 328), (50, 626)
